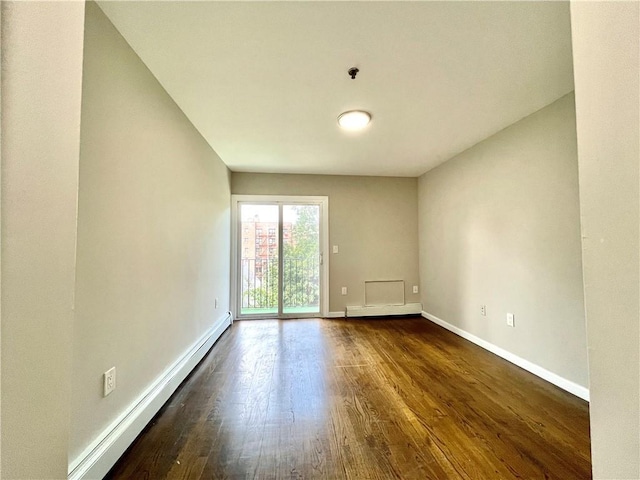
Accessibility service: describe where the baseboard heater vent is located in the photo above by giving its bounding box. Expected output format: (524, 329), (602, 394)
(346, 303), (423, 318)
(67, 312), (233, 480)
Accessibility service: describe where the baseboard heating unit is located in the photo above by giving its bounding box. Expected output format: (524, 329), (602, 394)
(346, 303), (423, 317)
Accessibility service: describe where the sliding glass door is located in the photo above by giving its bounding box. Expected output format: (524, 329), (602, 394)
(239, 204), (280, 316)
(282, 204), (320, 315)
(234, 196), (327, 318)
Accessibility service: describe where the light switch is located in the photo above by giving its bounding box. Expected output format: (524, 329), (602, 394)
(333, 245), (339, 254)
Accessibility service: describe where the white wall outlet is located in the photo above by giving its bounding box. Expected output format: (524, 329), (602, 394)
(481, 305), (487, 316)
(104, 367), (116, 397)
(341, 286), (347, 295)
(215, 297), (219, 309)
(412, 285), (419, 294)
(333, 245), (339, 254)
(507, 313), (515, 327)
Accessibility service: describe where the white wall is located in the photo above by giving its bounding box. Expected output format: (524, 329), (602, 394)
(418, 94), (589, 389)
(1, 1), (86, 477)
(231, 173), (420, 313)
(570, 2), (640, 477)
(70, 2), (231, 462)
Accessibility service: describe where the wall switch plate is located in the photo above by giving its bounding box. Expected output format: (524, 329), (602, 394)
(507, 313), (515, 327)
(104, 367), (116, 397)
(481, 305), (487, 316)
(412, 285), (419, 294)
(341, 287), (347, 295)
(333, 245), (339, 254)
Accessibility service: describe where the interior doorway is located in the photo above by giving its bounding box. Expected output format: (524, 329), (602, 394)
(231, 195), (329, 319)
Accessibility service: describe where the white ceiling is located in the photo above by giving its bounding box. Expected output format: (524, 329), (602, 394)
(98, 1), (574, 177)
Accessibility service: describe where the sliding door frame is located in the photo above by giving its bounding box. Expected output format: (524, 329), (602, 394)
(230, 195), (329, 320)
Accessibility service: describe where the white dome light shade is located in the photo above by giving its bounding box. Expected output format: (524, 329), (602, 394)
(337, 110), (371, 131)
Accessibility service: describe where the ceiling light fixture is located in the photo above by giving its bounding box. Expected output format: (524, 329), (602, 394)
(338, 67), (371, 131)
(337, 110), (371, 131)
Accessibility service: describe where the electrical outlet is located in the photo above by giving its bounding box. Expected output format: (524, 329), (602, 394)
(481, 305), (487, 316)
(507, 313), (515, 327)
(104, 367), (116, 397)
(412, 285), (419, 294)
(341, 287), (347, 295)
(215, 297), (219, 309)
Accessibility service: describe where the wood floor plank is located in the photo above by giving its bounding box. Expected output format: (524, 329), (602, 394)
(106, 317), (591, 479)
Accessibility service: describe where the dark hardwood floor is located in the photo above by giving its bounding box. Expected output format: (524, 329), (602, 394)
(106, 317), (591, 479)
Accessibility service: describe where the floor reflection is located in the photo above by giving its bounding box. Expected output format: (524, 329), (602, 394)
(219, 319), (330, 473)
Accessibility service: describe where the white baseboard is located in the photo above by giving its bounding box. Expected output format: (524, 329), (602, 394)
(326, 311), (346, 318)
(421, 311), (589, 402)
(68, 312), (233, 480)
(346, 303), (422, 318)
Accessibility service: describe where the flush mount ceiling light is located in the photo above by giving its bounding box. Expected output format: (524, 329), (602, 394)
(337, 110), (372, 131)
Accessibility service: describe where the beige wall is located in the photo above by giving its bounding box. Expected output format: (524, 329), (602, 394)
(418, 94), (589, 387)
(231, 174), (419, 313)
(571, 2), (640, 477)
(70, 2), (231, 461)
(1, 1), (86, 478)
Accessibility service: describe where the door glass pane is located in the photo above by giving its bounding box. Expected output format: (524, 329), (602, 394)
(282, 204), (320, 315)
(240, 204), (279, 316)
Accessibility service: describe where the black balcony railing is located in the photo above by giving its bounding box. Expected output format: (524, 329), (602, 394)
(241, 256), (320, 311)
